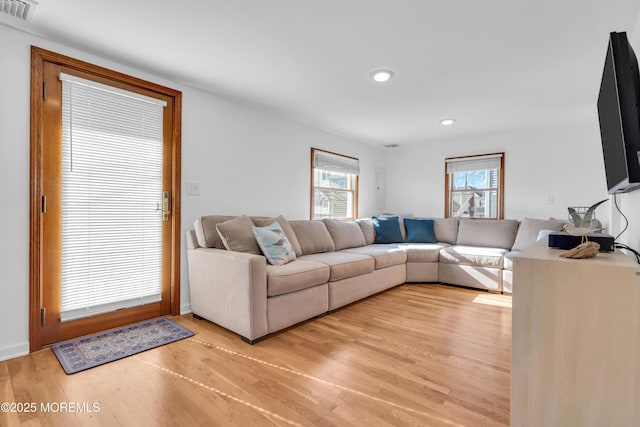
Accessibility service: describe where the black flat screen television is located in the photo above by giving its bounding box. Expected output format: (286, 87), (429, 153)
(597, 31), (640, 194)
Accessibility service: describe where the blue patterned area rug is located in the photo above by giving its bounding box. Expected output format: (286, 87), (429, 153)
(52, 317), (194, 374)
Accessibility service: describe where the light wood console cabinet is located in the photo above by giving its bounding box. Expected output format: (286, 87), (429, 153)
(511, 244), (640, 426)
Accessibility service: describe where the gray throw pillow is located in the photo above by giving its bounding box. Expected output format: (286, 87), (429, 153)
(216, 215), (261, 254)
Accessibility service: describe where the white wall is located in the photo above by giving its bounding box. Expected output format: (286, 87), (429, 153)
(384, 14), (640, 227)
(0, 24), (32, 361)
(182, 90), (387, 221)
(0, 23), (387, 361)
(609, 19), (640, 250)
(385, 119), (610, 224)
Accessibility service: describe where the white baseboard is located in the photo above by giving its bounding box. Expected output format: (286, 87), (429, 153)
(180, 303), (191, 315)
(0, 342), (29, 362)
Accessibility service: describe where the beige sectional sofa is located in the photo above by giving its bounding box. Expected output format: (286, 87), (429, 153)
(186, 215), (565, 343)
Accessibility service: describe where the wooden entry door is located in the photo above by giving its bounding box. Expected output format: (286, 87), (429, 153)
(30, 47), (182, 350)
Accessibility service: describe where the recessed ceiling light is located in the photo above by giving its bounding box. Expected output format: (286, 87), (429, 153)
(440, 119), (456, 126)
(370, 70), (394, 83)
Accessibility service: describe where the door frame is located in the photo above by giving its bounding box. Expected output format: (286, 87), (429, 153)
(29, 46), (183, 352)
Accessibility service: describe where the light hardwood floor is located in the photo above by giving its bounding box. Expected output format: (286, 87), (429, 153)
(0, 284), (511, 426)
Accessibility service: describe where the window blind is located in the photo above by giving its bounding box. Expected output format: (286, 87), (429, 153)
(59, 73), (165, 323)
(313, 150), (360, 175)
(446, 154), (502, 174)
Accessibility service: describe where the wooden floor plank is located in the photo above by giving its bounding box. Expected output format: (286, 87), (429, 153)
(0, 284), (511, 426)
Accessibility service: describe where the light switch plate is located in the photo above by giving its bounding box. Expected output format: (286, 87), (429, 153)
(186, 182), (200, 196)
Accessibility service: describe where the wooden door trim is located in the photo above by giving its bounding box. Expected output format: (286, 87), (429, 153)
(29, 47), (44, 352)
(29, 46), (182, 352)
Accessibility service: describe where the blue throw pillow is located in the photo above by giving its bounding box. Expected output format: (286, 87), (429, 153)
(252, 222), (297, 265)
(372, 216), (404, 243)
(404, 218), (436, 243)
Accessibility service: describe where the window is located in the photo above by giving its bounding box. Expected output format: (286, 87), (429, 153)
(311, 148), (359, 220)
(445, 153), (504, 219)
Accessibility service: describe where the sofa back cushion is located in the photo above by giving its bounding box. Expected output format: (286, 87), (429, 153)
(252, 215), (302, 257)
(322, 219), (367, 250)
(433, 218), (459, 244)
(193, 215), (236, 248)
(290, 220), (336, 255)
(456, 219), (519, 249)
(512, 218), (567, 251)
(356, 218), (376, 245)
(216, 215), (262, 254)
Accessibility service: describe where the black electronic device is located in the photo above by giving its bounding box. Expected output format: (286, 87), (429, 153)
(548, 232), (615, 252)
(597, 31), (640, 194)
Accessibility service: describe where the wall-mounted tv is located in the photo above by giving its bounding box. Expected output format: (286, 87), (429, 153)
(597, 31), (640, 194)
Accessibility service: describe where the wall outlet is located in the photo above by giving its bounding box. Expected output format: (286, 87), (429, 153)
(186, 182), (200, 196)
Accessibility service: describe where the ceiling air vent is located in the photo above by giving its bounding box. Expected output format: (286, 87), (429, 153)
(0, 0), (38, 22)
(383, 144), (401, 148)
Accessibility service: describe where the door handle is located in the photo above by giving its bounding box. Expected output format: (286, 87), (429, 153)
(162, 191), (170, 221)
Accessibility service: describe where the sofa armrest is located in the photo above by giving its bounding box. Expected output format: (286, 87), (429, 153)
(187, 246), (268, 340)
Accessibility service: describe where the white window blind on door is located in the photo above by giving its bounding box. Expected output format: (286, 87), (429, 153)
(59, 72), (166, 323)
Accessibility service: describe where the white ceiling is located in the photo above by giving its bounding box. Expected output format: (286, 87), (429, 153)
(5, 0), (640, 147)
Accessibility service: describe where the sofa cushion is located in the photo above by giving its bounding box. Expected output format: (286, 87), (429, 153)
(299, 252), (374, 281)
(439, 245), (508, 268)
(411, 217), (459, 244)
(342, 245), (407, 269)
(372, 216), (404, 244)
(289, 220), (336, 255)
(512, 218), (567, 251)
(503, 250), (519, 271)
(216, 215), (261, 254)
(193, 215), (236, 248)
(398, 243), (450, 262)
(456, 219), (519, 250)
(252, 222), (297, 266)
(266, 260), (330, 297)
(252, 215), (302, 257)
(434, 218), (460, 245)
(404, 218), (437, 243)
(356, 218), (376, 245)
(323, 219), (367, 250)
